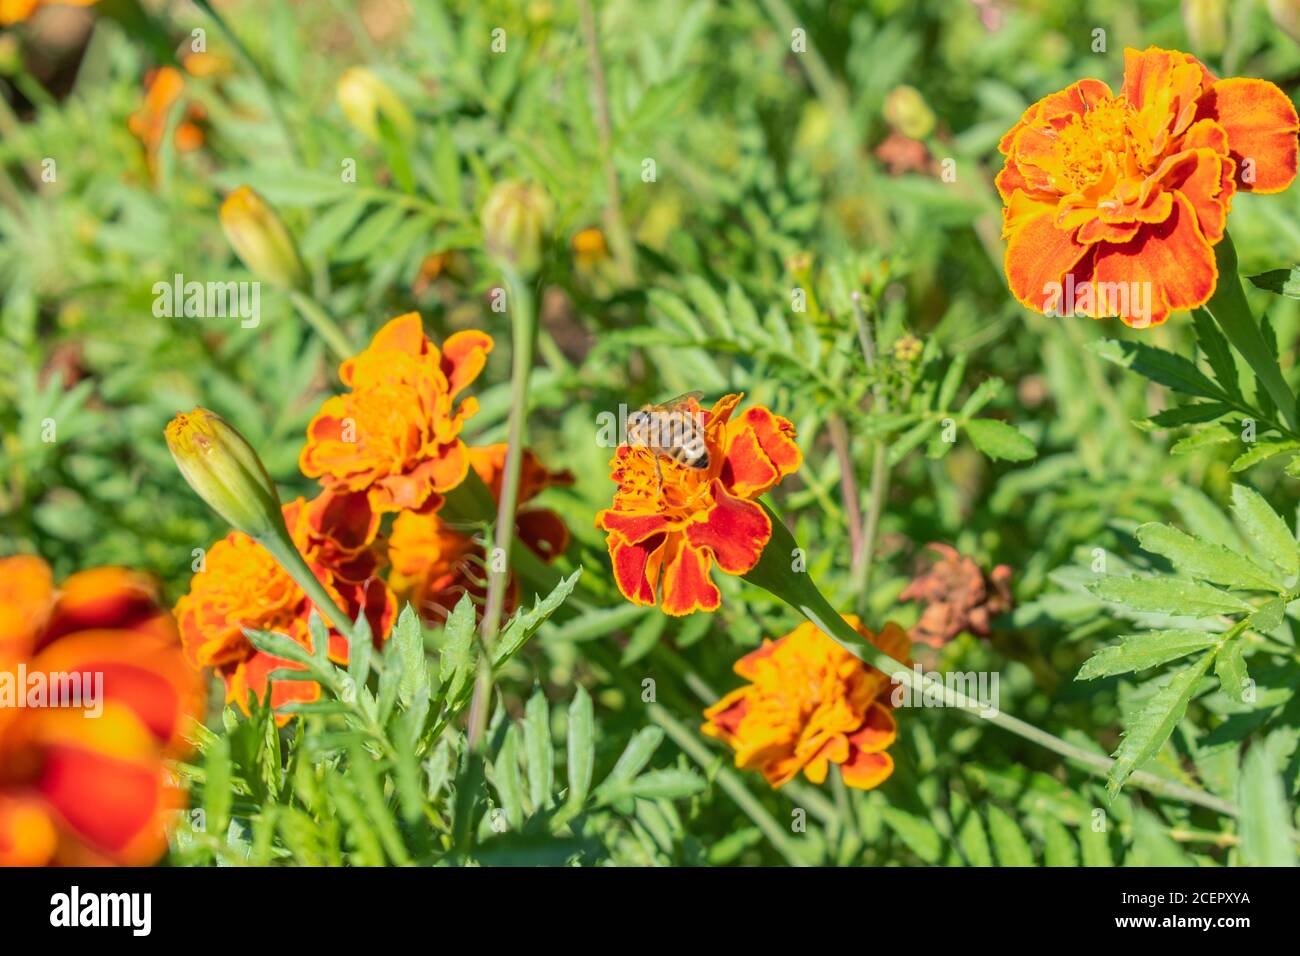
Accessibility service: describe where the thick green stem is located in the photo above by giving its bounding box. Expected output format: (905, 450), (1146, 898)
(467, 266), (536, 750)
(289, 291), (357, 365)
(744, 504), (1251, 821)
(258, 529), (356, 643)
(1200, 232), (1298, 432)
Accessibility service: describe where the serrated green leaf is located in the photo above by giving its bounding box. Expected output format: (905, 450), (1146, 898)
(1213, 638), (1249, 703)
(1237, 743), (1297, 866)
(523, 689), (553, 812)
(1230, 484), (1299, 578)
(1108, 650), (1216, 795)
(566, 686), (594, 808)
(986, 805), (1034, 867)
(1092, 338), (1223, 399)
(1077, 629), (1223, 680)
(1087, 575), (1253, 617)
(1135, 522), (1281, 592)
(965, 418), (1036, 461)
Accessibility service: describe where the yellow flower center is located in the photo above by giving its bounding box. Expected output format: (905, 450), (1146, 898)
(1057, 98), (1141, 191)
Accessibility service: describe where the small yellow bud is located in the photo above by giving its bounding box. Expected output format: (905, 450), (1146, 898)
(219, 186), (307, 291)
(481, 180), (554, 276)
(336, 67), (414, 143)
(1182, 0), (1226, 57)
(785, 251), (814, 280)
(571, 227), (609, 269)
(893, 333), (923, 364)
(883, 85), (935, 140)
(165, 408), (287, 543)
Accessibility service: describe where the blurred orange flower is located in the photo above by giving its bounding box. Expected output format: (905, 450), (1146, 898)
(0, 0), (96, 26)
(128, 66), (206, 176)
(998, 46), (1299, 327)
(389, 444), (572, 623)
(0, 555), (204, 866)
(597, 394), (801, 616)
(174, 488), (395, 721)
(300, 313), (493, 515)
(702, 616), (911, 791)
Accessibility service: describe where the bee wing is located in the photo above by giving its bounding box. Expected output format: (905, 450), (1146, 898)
(656, 390), (705, 412)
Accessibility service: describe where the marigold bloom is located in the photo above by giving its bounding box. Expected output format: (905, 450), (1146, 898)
(300, 313), (493, 515)
(128, 66), (205, 176)
(389, 444), (572, 623)
(174, 488), (395, 720)
(0, 555), (203, 867)
(0, 0), (96, 26)
(998, 46), (1299, 327)
(702, 617), (911, 791)
(597, 394), (802, 616)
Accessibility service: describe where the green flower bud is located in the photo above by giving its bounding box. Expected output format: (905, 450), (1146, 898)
(337, 67), (414, 142)
(480, 180), (554, 276)
(220, 186), (308, 291)
(883, 85), (935, 140)
(165, 407), (287, 544)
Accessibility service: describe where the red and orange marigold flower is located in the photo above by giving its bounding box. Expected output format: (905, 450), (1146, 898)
(702, 616), (911, 791)
(128, 66), (206, 177)
(174, 488), (395, 720)
(389, 444), (572, 624)
(597, 394), (802, 616)
(998, 46), (1299, 327)
(0, 555), (204, 866)
(300, 313), (493, 516)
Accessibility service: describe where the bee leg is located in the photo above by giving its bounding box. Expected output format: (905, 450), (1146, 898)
(654, 455), (664, 500)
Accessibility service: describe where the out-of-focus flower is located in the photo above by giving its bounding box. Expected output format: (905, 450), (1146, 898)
(0, 0), (96, 26)
(875, 131), (933, 176)
(481, 180), (554, 276)
(1182, 0), (1227, 57)
(337, 67), (414, 142)
(165, 407), (287, 545)
(702, 616), (911, 791)
(893, 333), (923, 363)
(128, 66), (206, 175)
(174, 488), (395, 720)
(597, 394), (802, 616)
(997, 46), (1299, 327)
(219, 186), (308, 291)
(899, 543), (1013, 648)
(300, 313), (493, 515)
(883, 85), (935, 139)
(389, 444), (572, 623)
(0, 555), (203, 866)
(571, 227), (609, 270)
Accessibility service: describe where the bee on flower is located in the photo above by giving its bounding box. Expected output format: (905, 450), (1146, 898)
(597, 393), (802, 616)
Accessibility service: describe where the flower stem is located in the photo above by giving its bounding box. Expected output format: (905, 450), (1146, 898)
(467, 265), (536, 751)
(258, 530), (356, 644)
(1200, 232), (1298, 432)
(289, 291), (357, 365)
(744, 504), (1263, 824)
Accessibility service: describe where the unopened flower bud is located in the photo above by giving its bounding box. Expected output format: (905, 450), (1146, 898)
(337, 67), (414, 142)
(1182, 0), (1226, 57)
(165, 408), (287, 544)
(219, 186), (307, 291)
(481, 180), (554, 275)
(883, 85), (935, 140)
(893, 333), (923, 364)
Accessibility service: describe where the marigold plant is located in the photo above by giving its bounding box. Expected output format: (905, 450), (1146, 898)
(300, 314), (493, 515)
(703, 617), (911, 791)
(597, 394), (802, 615)
(0, 556), (203, 866)
(998, 45), (1298, 326)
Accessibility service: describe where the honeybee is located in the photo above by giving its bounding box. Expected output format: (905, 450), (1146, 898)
(626, 392), (710, 497)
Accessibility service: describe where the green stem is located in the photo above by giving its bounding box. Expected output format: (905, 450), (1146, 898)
(289, 291), (357, 364)
(744, 504), (1250, 822)
(258, 530), (356, 644)
(467, 266), (536, 750)
(1199, 232), (1298, 433)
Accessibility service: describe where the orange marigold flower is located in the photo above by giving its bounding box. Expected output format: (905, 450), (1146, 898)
(174, 488), (395, 720)
(128, 66), (206, 176)
(998, 46), (1299, 327)
(0, 554), (204, 867)
(702, 617), (911, 791)
(899, 543), (1013, 648)
(0, 0), (96, 26)
(300, 313), (493, 515)
(389, 444), (573, 623)
(596, 394), (802, 616)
